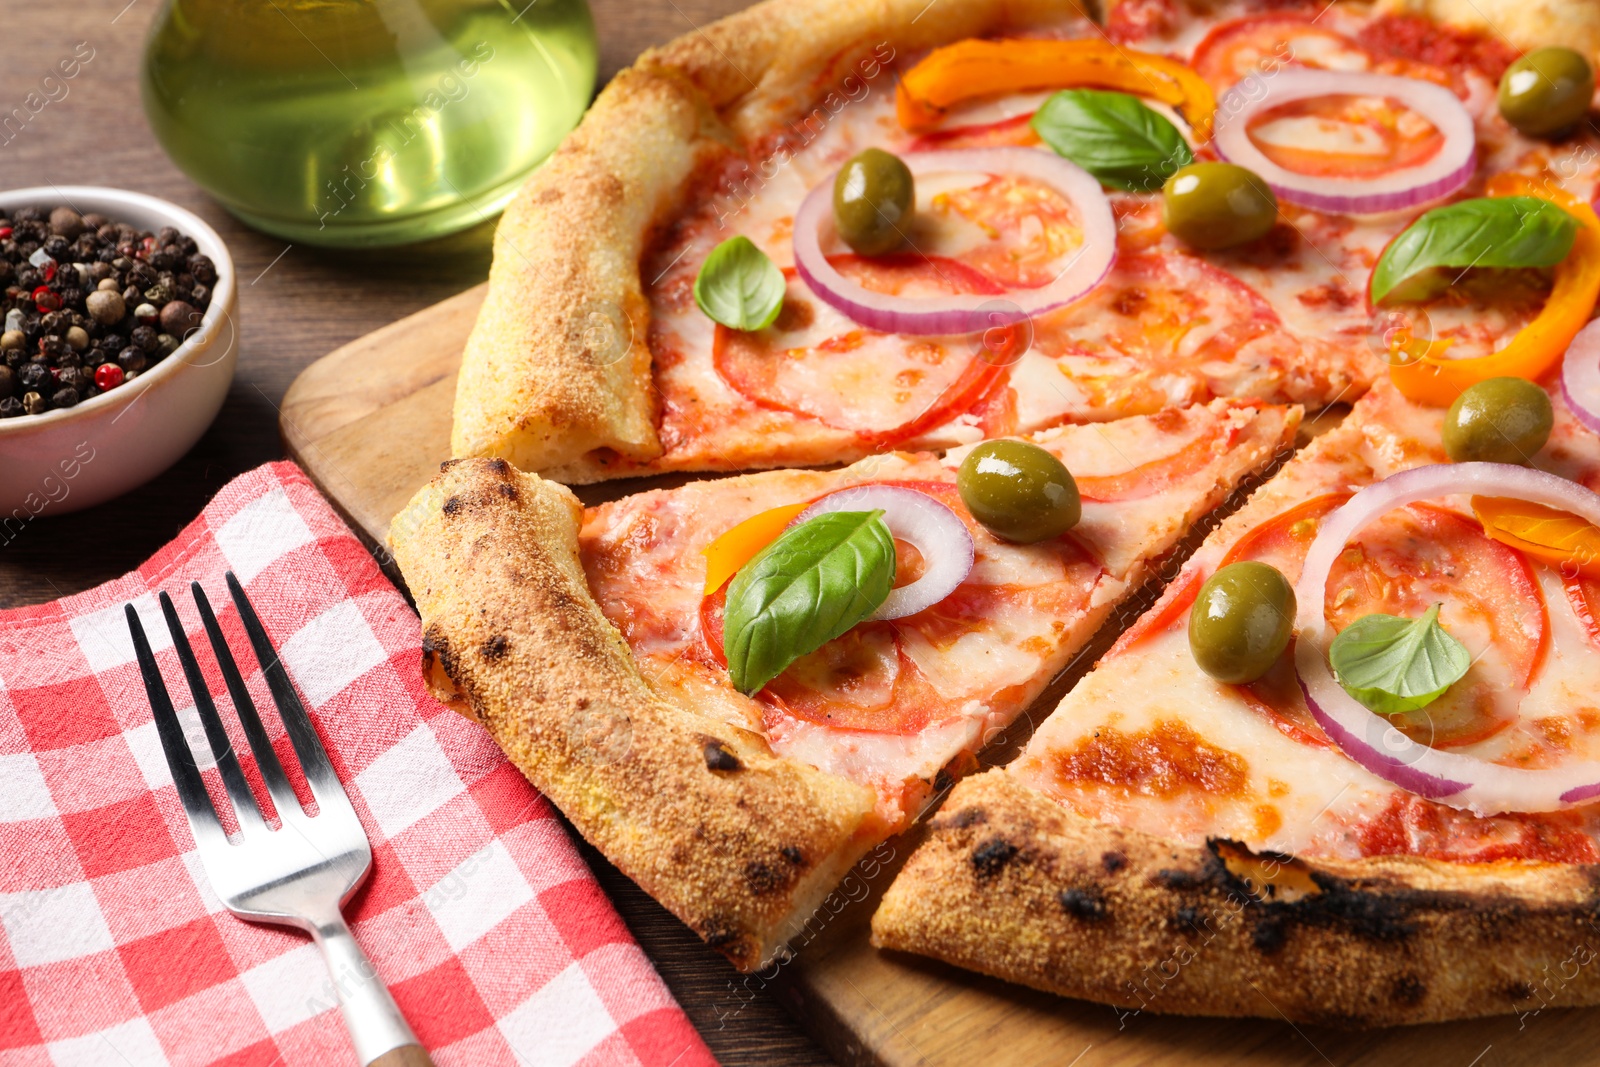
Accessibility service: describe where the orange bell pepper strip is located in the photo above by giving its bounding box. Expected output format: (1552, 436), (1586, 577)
(1388, 174), (1600, 407)
(1472, 496), (1600, 579)
(700, 502), (809, 594)
(896, 38), (1216, 143)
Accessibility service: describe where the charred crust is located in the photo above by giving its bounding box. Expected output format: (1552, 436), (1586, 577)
(1506, 980), (1537, 1002)
(1153, 867), (1212, 891)
(485, 458), (511, 477)
(1393, 974), (1426, 1006)
(944, 806), (987, 830)
(438, 458), (464, 472)
(422, 625), (456, 677)
(781, 846), (804, 865)
(744, 860), (791, 896)
(1059, 886), (1107, 921)
(702, 738), (743, 772)
(1251, 918), (1287, 955)
(933, 768), (955, 795)
(971, 837), (1018, 880)
(1101, 849), (1128, 874)
(480, 634), (509, 660)
(497, 482), (519, 501)
(441, 496), (463, 515)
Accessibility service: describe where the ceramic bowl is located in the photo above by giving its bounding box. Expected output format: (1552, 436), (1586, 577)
(0, 186), (238, 519)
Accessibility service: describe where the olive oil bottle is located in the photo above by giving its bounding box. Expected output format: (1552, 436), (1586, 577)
(142, 0), (597, 246)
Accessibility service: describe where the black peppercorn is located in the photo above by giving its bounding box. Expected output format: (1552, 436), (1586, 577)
(17, 362), (47, 390)
(51, 386), (79, 408)
(0, 365), (14, 397)
(57, 366), (87, 391)
(0, 395), (20, 418)
(190, 283), (210, 309)
(188, 254), (217, 286)
(117, 347), (146, 373)
(131, 326), (158, 352)
(42, 235), (69, 258)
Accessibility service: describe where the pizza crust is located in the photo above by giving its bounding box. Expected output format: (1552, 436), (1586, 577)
(389, 457), (883, 970)
(873, 770), (1600, 1025)
(451, 0), (1092, 477)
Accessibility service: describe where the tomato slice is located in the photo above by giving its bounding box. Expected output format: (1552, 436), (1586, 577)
(1036, 252), (1286, 398)
(1104, 566), (1201, 659)
(1566, 574), (1600, 651)
(1245, 93), (1444, 179)
(1190, 14), (1373, 91)
(713, 256), (1011, 441)
(1075, 410), (1246, 502)
(1222, 496), (1549, 750)
(1350, 791), (1598, 864)
(908, 112), (1039, 152)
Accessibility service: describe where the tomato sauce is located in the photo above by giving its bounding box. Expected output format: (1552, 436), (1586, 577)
(1046, 719), (1251, 798)
(1352, 792), (1599, 864)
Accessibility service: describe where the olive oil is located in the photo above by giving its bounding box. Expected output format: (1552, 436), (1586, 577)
(142, 0), (597, 246)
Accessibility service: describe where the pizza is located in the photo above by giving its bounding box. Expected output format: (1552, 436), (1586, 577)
(390, 398), (1296, 969)
(873, 377), (1600, 1025)
(397, 0), (1600, 1030)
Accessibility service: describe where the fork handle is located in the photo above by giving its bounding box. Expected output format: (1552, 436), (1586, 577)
(309, 910), (434, 1066)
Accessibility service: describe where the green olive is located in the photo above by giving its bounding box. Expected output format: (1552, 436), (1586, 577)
(1161, 162), (1278, 250)
(957, 439), (1081, 543)
(1188, 561), (1296, 684)
(1498, 47), (1595, 138)
(1442, 377), (1553, 465)
(833, 148), (915, 256)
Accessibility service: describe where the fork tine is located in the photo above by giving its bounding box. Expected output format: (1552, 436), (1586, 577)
(190, 581), (305, 819)
(125, 604), (228, 851)
(224, 572), (350, 810)
(158, 591), (267, 836)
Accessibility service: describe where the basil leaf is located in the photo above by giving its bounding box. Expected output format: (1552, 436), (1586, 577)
(722, 510), (895, 695)
(1329, 604), (1471, 716)
(1030, 89), (1193, 192)
(1371, 197), (1579, 305)
(693, 236), (786, 331)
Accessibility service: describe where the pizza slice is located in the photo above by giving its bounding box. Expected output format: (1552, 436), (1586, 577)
(390, 398), (1297, 968)
(451, 0), (1600, 482)
(874, 377), (1600, 1025)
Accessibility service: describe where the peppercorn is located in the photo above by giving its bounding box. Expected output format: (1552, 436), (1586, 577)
(190, 283), (210, 309)
(0, 330), (21, 352)
(21, 391), (43, 415)
(86, 289), (124, 324)
(118, 347), (146, 373)
(51, 386), (78, 408)
(134, 303), (158, 327)
(0, 365), (14, 397)
(17, 362), (46, 391)
(159, 300), (201, 336)
(37, 335), (65, 360)
(48, 207), (84, 239)
(57, 366), (87, 391)
(94, 362), (123, 390)
(132, 326), (159, 352)
(0, 396), (20, 418)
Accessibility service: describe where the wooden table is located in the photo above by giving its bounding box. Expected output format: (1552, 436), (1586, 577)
(0, 2), (828, 1062)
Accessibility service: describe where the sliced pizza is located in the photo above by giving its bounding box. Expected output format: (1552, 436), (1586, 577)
(452, 0), (1600, 482)
(874, 376), (1600, 1025)
(390, 398), (1297, 968)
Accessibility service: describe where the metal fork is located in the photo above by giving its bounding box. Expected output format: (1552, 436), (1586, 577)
(126, 572), (432, 1067)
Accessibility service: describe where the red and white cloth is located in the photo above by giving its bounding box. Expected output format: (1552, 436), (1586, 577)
(0, 462), (717, 1067)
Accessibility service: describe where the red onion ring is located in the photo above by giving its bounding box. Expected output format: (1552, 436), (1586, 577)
(792, 148), (1116, 335)
(1214, 69), (1475, 215)
(797, 485), (973, 620)
(1293, 462), (1600, 813)
(1561, 318), (1600, 436)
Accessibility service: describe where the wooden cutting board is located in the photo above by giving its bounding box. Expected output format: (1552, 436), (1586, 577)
(281, 290), (1600, 1067)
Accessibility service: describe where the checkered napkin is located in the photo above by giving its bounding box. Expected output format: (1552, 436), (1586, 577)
(0, 462), (716, 1067)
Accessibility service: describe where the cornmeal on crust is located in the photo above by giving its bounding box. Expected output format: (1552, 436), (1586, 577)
(872, 771), (1600, 1027)
(451, 0), (1088, 473)
(389, 457), (882, 970)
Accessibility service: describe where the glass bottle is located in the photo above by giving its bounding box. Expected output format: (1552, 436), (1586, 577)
(142, 0), (597, 246)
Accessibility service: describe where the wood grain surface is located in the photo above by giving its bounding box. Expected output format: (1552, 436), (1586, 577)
(0, 1), (828, 1063)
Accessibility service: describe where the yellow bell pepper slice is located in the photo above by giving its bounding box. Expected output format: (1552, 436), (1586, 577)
(1472, 495), (1600, 578)
(1389, 175), (1600, 407)
(896, 38), (1216, 143)
(700, 502), (810, 594)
